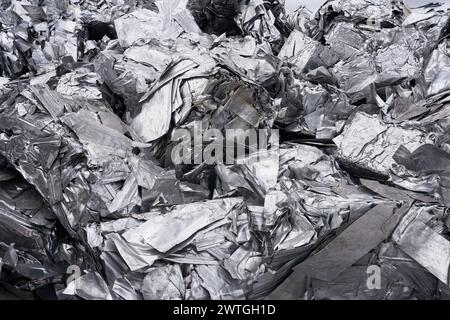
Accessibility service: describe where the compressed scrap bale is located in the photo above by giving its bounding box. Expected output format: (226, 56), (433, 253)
(0, 0), (449, 301)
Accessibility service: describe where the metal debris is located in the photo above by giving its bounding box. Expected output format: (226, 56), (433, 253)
(0, 0), (449, 300)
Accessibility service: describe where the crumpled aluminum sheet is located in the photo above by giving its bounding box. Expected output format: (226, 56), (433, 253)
(0, 0), (449, 301)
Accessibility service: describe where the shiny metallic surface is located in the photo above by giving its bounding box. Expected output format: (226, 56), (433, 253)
(0, 0), (449, 300)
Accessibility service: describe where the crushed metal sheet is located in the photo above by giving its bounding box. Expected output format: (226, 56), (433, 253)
(0, 0), (449, 301)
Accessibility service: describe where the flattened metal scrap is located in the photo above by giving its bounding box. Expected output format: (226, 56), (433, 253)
(0, 0), (449, 301)
(267, 203), (401, 299)
(122, 198), (243, 252)
(333, 112), (427, 176)
(393, 205), (450, 286)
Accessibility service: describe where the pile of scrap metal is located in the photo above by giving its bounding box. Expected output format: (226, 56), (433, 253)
(0, 0), (449, 300)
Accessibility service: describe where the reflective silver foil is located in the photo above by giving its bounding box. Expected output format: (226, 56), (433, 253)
(0, 0), (449, 300)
